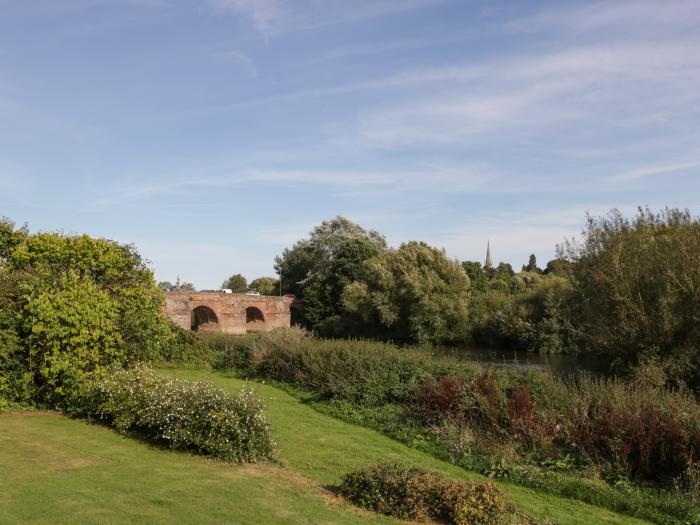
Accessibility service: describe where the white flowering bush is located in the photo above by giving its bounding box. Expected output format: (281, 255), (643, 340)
(71, 365), (276, 462)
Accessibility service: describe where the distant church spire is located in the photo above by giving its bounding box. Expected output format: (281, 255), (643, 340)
(485, 241), (493, 269)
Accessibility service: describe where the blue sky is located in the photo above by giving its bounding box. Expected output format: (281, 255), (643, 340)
(1, 0), (699, 288)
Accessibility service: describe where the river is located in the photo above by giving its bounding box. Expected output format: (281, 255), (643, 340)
(427, 346), (608, 376)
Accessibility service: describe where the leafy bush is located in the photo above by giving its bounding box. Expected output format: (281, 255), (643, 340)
(218, 328), (441, 405)
(70, 366), (276, 462)
(0, 221), (181, 406)
(338, 463), (513, 525)
(21, 271), (123, 403)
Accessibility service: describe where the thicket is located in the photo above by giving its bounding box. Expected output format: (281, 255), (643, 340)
(562, 208), (700, 391)
(69, 366), (275, 462)
(338, 463), (517, 525)
(209, 329), (700, 523)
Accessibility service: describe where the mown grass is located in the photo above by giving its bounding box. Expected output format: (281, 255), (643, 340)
(0, 411), (398, 525)
(161, 368), (651, 525)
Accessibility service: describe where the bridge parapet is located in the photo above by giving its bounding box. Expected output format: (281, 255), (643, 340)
(163, 291), (291, 334)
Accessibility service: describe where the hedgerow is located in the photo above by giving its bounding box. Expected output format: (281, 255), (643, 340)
(69, 366), (276, 462)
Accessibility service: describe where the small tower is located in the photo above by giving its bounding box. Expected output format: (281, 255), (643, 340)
(484, 241), (493, 269)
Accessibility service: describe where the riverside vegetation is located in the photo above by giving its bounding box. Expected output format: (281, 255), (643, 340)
(273, 208), (700, 395)
(201, 329), (700, 525)
(1, 208), (700, 524)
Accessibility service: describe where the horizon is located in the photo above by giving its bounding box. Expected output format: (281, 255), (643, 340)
(2, 1), (699, 288)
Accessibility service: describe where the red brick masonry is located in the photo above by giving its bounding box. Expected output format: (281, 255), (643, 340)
(164, 291), (292, 334)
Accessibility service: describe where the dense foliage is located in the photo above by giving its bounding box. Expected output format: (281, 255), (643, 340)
(562, 208), (700, 390)
(209, 330), (700, 523)
(0, 218), (181, 407)
(248, 276), (278, 295)
(339, 463), (514, 525)
(222, 331), (700, 479)
(221, 273), (249, 292)
(70, 366), (275, 462)
(274, 217), (471, 344)
(22, 271), (122, 402)
(270, 208), (700, 393)
(274, 216), (387, 328)
(342, 242), (470, 344)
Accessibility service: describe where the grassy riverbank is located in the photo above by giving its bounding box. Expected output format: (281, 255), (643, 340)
(0, 371), (649, 525)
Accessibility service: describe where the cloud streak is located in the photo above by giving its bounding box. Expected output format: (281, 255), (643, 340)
(208, 0), (441, 37)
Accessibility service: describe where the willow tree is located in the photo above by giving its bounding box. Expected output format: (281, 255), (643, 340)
(343, 241), (470, 344)
(563, 207), (700, 390)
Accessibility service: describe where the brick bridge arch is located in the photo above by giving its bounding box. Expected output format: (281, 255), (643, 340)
(164, 292), (292, 335)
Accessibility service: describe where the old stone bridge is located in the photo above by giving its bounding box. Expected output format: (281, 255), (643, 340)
(164, 291), (292, 334)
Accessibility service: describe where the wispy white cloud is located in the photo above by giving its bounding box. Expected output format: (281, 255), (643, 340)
(335, 36), (700, 150)
(80, 162), (498, 212)
(208, 0), (442, 37)
(613, 161), (700, 182)
(208, 0), (285, 37)
(215, 48), (258, 77)
(507, 0), (700, 36)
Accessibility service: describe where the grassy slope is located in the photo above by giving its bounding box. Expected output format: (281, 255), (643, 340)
(0, 413), (397, 525)
(162, 369), (649, 525)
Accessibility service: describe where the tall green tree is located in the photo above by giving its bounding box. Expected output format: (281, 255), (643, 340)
(522, 254), (541, 273)
(248, 277), (278, 295)
(462, 261), (488, 293)
(221, 273), (248, 292)
(274, 216), (387, 327)
(342, 241), (470, 344)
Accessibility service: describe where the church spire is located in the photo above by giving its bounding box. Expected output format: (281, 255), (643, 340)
(485, 241), (493, 269)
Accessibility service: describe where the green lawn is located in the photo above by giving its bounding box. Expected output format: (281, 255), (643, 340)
(0, 369), (650, 525)
(0, 412), (396, 525)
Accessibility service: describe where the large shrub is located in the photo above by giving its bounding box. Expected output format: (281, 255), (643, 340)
(339, 463), (513, 525)
(0, 221), (179, 406)
(71, 366), (275, 462)
(218, 328), (440, 406)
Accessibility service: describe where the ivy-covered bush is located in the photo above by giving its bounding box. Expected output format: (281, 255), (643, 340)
(70, 366), (276, 462)
(338, 463), (513, 525)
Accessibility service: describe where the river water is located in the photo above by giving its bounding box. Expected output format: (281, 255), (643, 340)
(427, 346), (607, 376)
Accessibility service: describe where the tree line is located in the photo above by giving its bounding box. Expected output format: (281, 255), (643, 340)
(272, 209), (700, 393)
